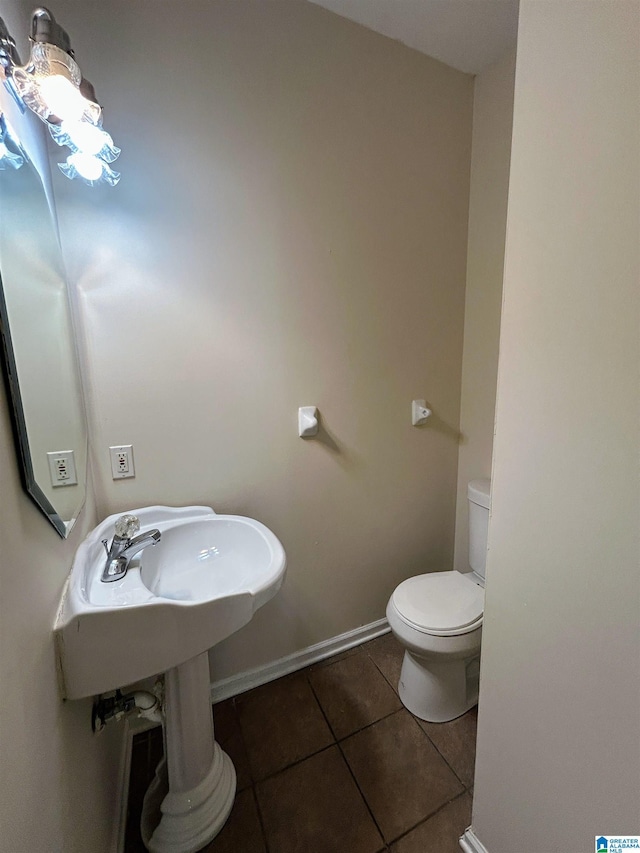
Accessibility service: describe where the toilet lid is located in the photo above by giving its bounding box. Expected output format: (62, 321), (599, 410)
(392, 571), (484, 635)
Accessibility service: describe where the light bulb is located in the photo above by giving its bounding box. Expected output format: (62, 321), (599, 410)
(67, 152), (104, 182)
(38, 75), (87, 122)
(60, 120), (114, 156)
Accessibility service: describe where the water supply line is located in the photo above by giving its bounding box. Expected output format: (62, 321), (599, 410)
(92, 681), (163, 732)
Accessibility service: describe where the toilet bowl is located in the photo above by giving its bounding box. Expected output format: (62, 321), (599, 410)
(387, 479), (490, 723)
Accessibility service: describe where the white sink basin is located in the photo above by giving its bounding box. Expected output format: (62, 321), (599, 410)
(55, 506), (287, 699)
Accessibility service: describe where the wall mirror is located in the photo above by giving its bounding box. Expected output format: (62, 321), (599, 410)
(0, 116), (88, 538)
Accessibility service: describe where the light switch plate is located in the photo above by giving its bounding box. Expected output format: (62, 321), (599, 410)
(109, 445), (135, 479)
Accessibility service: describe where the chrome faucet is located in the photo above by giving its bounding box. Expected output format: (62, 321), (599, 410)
(101, 514), (161, 583)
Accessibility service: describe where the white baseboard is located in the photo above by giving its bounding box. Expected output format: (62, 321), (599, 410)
(210, 618), (390, 703)
(460, 827), (489, 853)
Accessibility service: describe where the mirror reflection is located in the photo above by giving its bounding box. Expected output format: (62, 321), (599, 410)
(0, 118), (87, 537)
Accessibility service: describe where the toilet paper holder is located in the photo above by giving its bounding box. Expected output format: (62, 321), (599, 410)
(298, 407), (319, 438)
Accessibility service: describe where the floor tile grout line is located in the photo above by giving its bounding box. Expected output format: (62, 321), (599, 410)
(412, 718), (473, 791)
(220, 642), (390, 737)
(363, 629), (478, 791)
(221, 652), (401, 785)
(404, 709), (472, 791)
(363, 646), (403, 696)
(306, 673), (389, 850)
(336, 705), (404, 745)
(309, 659), (410, 743)
(252, 741), (337, 786)
(304, 651), (405, 744)
(306, 644), (362, 673)
(384, 788), (471, 848)
(335, 736), (390, 850)
(238, 702), (402, 788)
(221, 696), (270, 853)
(369, 683), (475, 794)
(335, 709), (468, 850)
(222, 696), (273, 853)
(223, 696), (257, 788)
(232, 672), (338, 782)
(235, 661), (409, 783)
(249, 783), (272, 853)
(304, 646), (474, 845)
(301, 666), (342, 742)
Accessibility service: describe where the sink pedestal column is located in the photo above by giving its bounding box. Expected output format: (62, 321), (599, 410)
(141, 652), (236, 853)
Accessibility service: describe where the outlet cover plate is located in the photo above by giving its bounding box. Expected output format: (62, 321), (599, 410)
(47, 450), (78, 487)
(109, 445), (135, 479)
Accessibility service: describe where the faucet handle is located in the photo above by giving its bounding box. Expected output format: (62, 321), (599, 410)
(114, 514), (140, 540)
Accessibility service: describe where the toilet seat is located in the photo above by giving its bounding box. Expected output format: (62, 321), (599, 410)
(391, 571), (484, 637)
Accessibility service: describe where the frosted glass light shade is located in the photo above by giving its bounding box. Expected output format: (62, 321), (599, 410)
(11, 43), (101, 124)
(59, 152), (120, 186)
(49, 119), (120, 162)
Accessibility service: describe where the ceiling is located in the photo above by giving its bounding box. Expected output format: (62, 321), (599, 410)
(308, 0), (519, 75)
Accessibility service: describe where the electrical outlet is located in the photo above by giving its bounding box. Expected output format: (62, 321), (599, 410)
(109, 445), (135, 479)
(47, 450), (78, 487)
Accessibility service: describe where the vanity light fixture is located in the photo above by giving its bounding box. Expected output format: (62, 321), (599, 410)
(0, 113), (24, 169)
(0, 8), (120, 186)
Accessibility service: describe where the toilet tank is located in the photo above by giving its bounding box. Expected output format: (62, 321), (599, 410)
(468, 479), (491, 581)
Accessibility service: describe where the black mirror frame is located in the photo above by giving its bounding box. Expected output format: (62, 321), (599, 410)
(0, 273), (67, 537)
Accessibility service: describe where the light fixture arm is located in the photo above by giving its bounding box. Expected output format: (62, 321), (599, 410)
(1, 8), (73, 74)
(30, 8), (72, 55)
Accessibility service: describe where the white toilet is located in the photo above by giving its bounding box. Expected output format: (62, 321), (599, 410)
(386, 479), (490, 723)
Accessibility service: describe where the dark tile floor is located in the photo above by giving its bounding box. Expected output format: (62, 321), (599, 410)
(125, 633), (477, 853)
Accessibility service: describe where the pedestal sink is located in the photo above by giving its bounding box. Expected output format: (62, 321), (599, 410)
(54, 506), (287, 853)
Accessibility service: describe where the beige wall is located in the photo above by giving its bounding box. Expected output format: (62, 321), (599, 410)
(472, 2), (640, 850)
(53, 0), (473, 679)
(452, 50), (515, 573)
(0, 4), (123, 848)
(0, 392), (122, 852)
